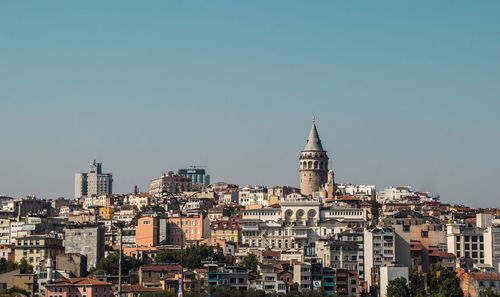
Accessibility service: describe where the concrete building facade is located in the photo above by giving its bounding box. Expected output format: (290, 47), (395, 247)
(379, 266), (409, 297)
(63, 224), (105, 271)
(149, 171), (192, 196)
(74, 160), (113, 199)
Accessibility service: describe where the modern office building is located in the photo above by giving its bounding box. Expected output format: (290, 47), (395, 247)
(74, 160), (113, 199)
(178, 167), (210, 186)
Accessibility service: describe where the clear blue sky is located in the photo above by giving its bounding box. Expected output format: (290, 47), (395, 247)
(1, 1), (499, 207)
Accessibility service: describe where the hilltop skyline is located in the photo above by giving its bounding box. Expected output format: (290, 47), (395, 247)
(1, 1), (499, 207)
(0, 115), (490, 208)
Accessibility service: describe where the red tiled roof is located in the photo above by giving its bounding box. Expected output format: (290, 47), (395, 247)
(48, 278), (112, 286)
(465, 218), (476, 224)
(337, 196), (359, 201)
(141, 265), (182, 272)
(464, 272), (500, 281)
(262, 251), (280, 257)
(410, 241), (424, 251)
(438, 252), (455, 258)
(210, 219), (240, 230)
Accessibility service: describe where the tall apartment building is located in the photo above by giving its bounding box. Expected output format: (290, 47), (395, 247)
(0, 219), (10, 244)
(178, 167), (210, 186)
(447, 224), (486, 264)
(447, 223), (500, 271)
(337, 228), (366, 280)
(63, 224), (105, 270)
(136, 214), (209, 247)
(74, 160), (113, 199)
(14, 235), (64, 268)
(316, 240), (359, 271)
(484, 226), (500, 272)
(364, 227), (396, 286)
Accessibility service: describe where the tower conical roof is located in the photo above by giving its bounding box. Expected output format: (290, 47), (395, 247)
(303, 115), (324, 151)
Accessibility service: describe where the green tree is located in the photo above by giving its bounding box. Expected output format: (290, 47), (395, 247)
(7, 287), (29, 295)
(429, 264), (464, 297)
(245, 289), (266, 297)
(480, 287), (500, 297)
(0, 258), (18, 273)
(154, 245), (230, 269)
(370, 200), (381, 225)
(302, 289), (330, 297)
(239, 253), (258, 271)
(386, 277), (410, 297)
(409, 271), (427, 297)
(94, 252), (143, 276)
(154, 250), (181, 264)
(18, 258), (33, 274)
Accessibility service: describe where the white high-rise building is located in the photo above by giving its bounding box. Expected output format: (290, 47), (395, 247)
(364, 227), (397, 286)
(74, 160), (113, 199)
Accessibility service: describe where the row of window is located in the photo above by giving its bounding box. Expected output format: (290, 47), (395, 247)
(328, 211), (363, 216)
(456, 243), (484, 250)
(244, 238), (303, 249)
(456, 235), (484, 242)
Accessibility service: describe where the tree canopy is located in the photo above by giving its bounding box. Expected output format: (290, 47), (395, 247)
(0, 258), (18, 273)
(154, 244), (231, 269)
(387, 277), (410, 297)
(18, 258), (33, 274)
(409, 270), (427, 297)
(480, 287), (500, 297)
(93, 252), (143, 276)
(429, 264), (464, 297)
(239, 253), (258, 271)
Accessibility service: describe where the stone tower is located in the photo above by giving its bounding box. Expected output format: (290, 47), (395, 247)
(299, 115), (329, 196)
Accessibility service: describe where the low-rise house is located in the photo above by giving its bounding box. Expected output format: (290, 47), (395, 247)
(259, 264), (286, 294)
(210, 218), (241, 245)
(45, 278), (113, 297)
(120, 285), (163, 297)
(206, 264), (248, 290)
(56, 253), (88, 277)
(460, 272), (500, 297)
(139, 264), (182, 288)
(13, 273), (37, 296)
